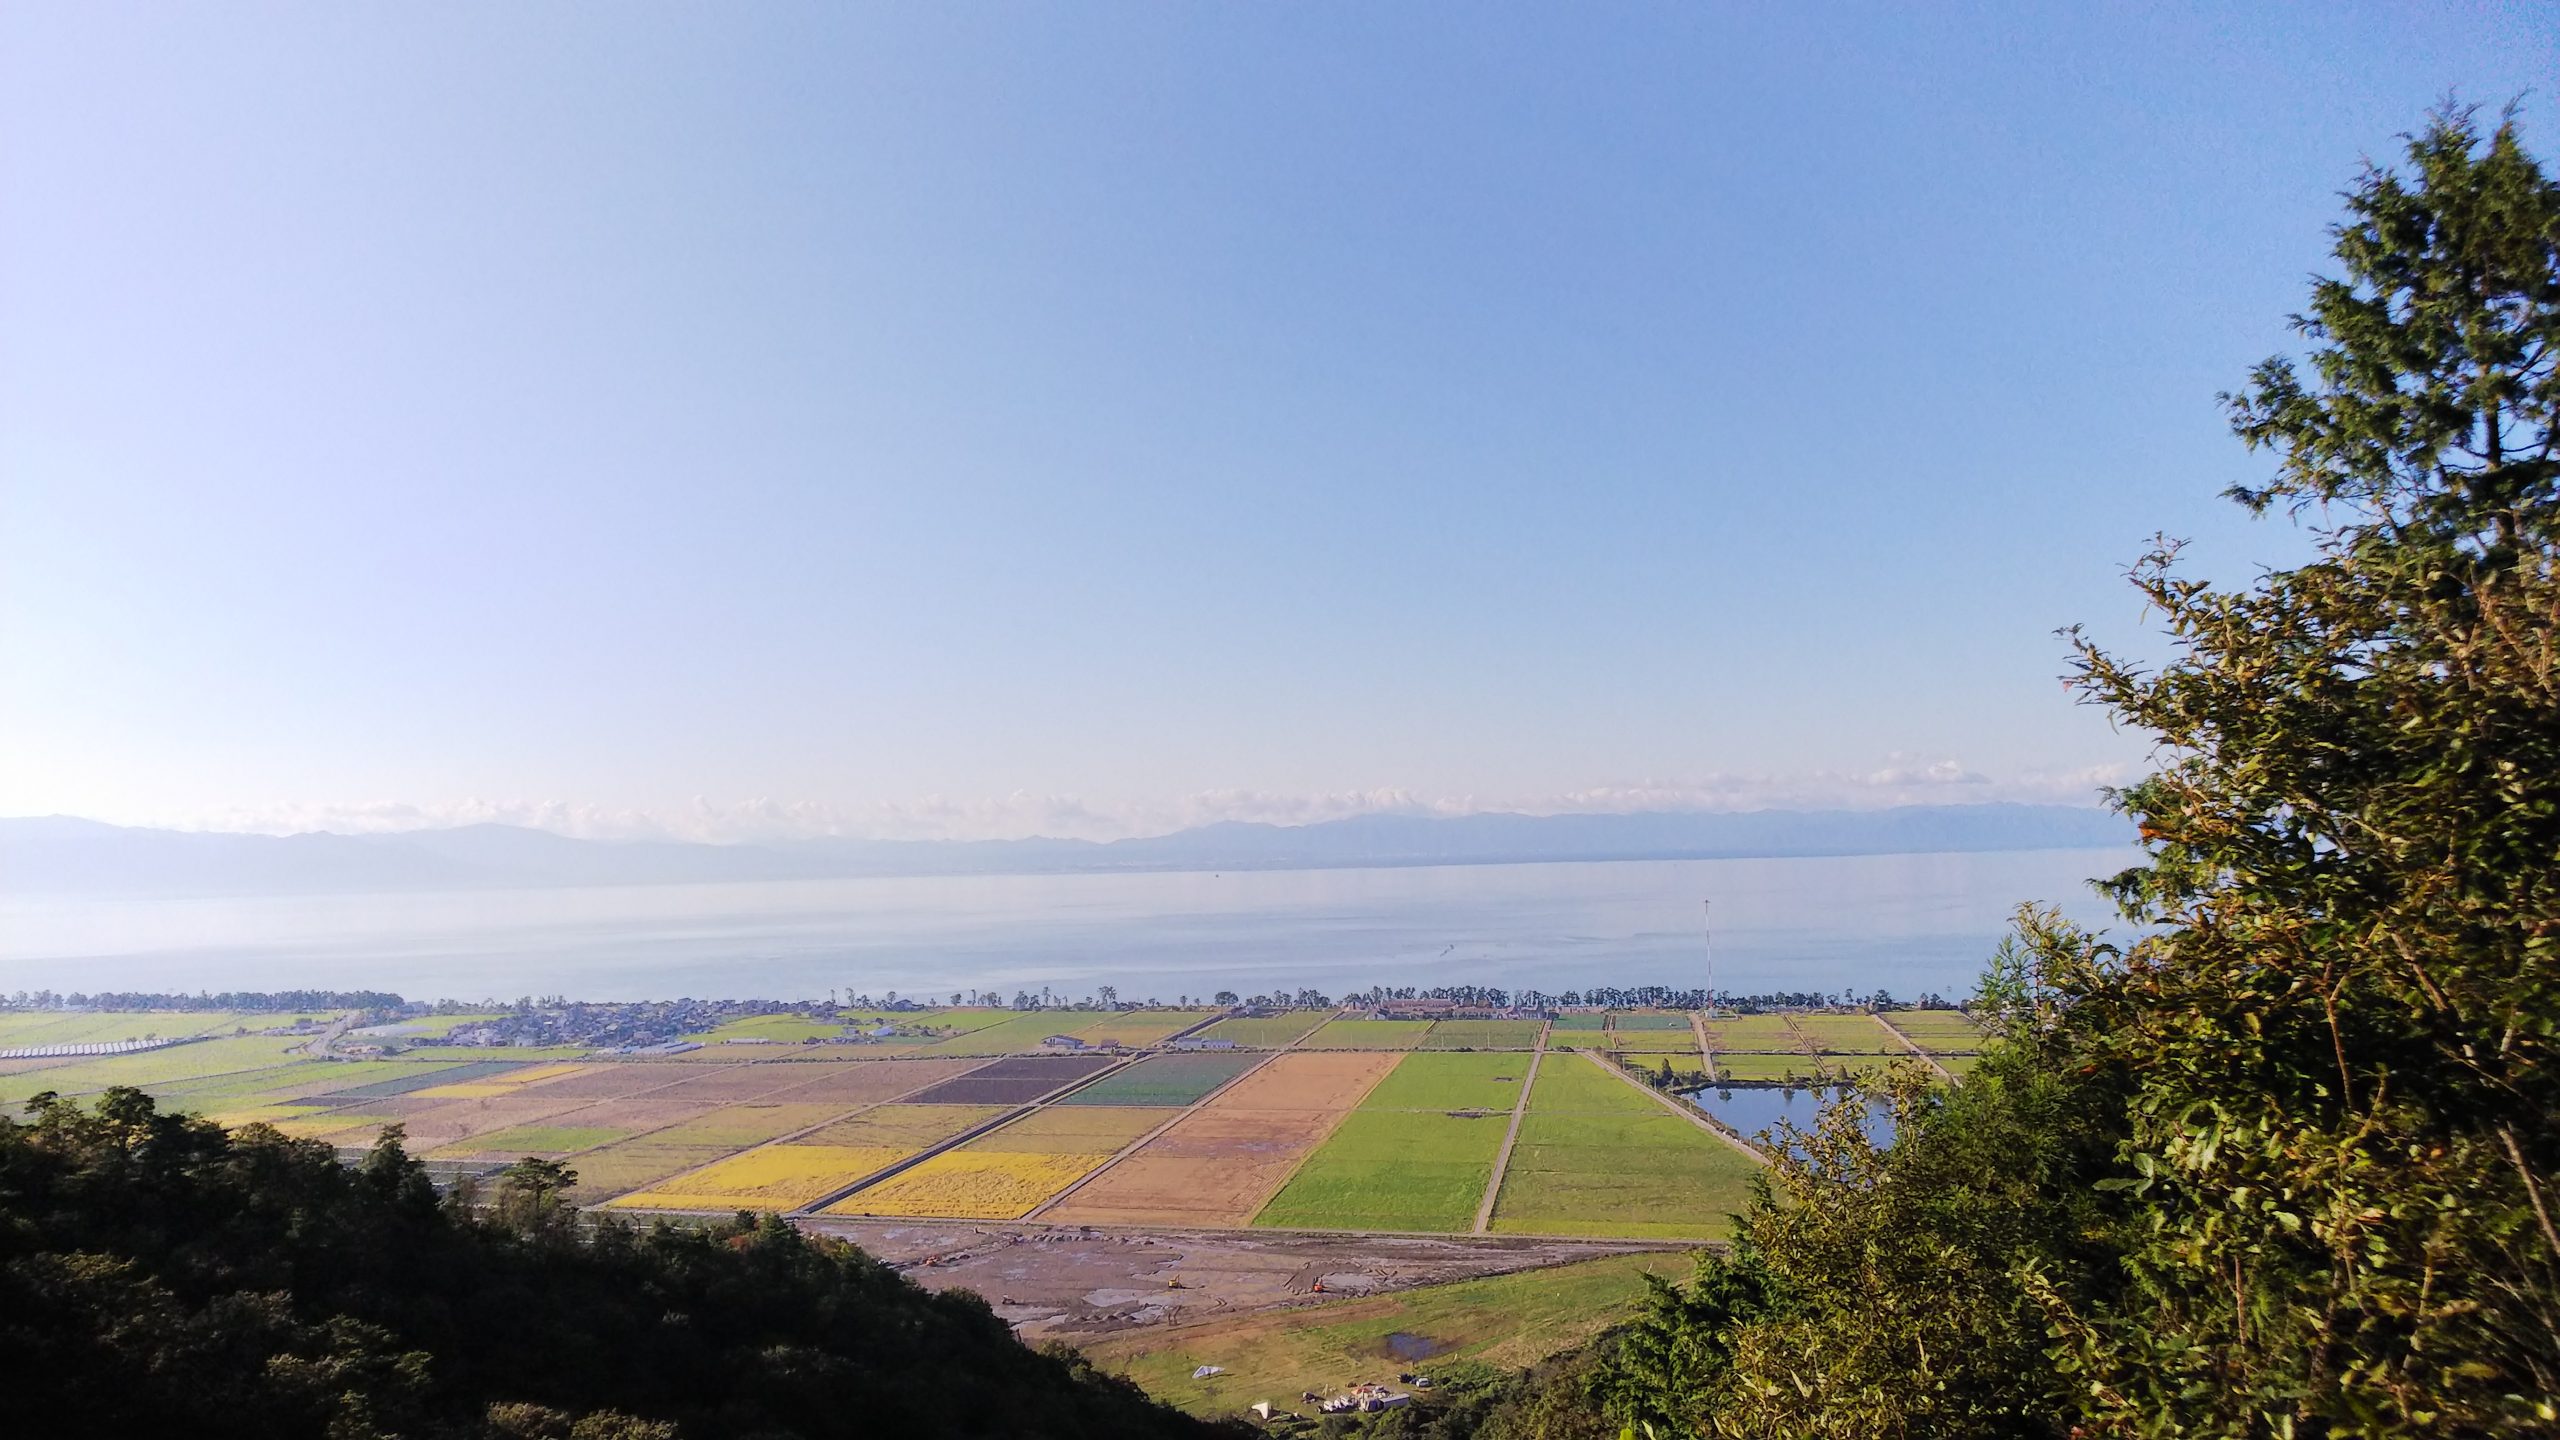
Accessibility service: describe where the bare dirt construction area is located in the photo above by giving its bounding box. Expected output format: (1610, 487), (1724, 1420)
(799, 1216), (1669, 1342)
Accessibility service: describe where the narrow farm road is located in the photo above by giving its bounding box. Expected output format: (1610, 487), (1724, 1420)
(1471, 1024), (1548, 1234)
(1871, 1013), (1955, 1082)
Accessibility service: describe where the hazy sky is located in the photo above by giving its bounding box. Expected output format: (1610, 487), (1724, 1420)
(4, 5), (2553, 842)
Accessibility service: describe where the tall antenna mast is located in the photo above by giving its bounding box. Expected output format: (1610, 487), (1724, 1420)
(1702, 899), (1714, 1017)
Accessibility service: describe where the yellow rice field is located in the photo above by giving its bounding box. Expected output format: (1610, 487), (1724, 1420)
(607, 1143), (904, 1210)
(828, 1150), (1112, 1219)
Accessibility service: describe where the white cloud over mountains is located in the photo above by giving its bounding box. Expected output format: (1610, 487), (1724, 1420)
(140, 757), (2130, 844)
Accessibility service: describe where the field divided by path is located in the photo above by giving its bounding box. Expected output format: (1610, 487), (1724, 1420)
(1042, 1051), (1401, 1227)
(1488, 1052), (1758, 1240)
(1250, 1052), (1533, 1231)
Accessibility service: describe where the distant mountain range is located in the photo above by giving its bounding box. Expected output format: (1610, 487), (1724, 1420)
(0, 805), (2132, 898)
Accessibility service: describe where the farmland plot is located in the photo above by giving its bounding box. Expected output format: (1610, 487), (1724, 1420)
(1788, 1015), (1900, 1054)
(1488, 1054), (1758, 1240)
(753, 1057), (985, 1105)
(1699, 1014), (1806, 1052)
(1041, 1052), (1399, 1226)
(827, 1107), (1176, 1219)
(1195, 1010), (1330, 1047)
(1546, 1013), (1608, 1031)
(1358, 1052), (1528, 1113)
(1709, 1052), (1832, 1083)
(608, 1144), (912, 1211)
(1302, 1019), (1432, 1050)
(1888, 1010), (1986, 1051)
(1416, 1019), (1544, 1050)
(902, 1054), (1117, 1105)
(1254, 1107), (1510, 1232)
(1607, 1013), (1692, 1031)
(1073, 1011), (1208, 1047)
(1057, 1052), (1260, 1106)
(1604, 1029), (1705, 1055)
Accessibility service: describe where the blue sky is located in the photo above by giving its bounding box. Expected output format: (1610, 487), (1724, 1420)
(3, 4), (2553, 842)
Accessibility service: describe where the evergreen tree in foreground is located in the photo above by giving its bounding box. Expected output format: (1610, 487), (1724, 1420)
(1517, 107), (2560, 1440)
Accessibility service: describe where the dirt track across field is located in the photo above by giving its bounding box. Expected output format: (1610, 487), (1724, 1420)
(796, 1217), (1675, 1340)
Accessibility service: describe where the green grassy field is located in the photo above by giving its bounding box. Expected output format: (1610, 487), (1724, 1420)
(1303, 1019), (1433, 1050)
(1887, 1010), (1987, 1051)
(1083, 1252), (1689, 1418)
(1788, 1014), (1899, 1054)
(683, 1014), (848, 1044)
(1700, 1013), (1805, 1051)
(1196, 1010), (1332, 1047)
(1608, 1012), (1692, 1031)
(1254, 1107), (1512, 1231)
(1938, 1054), (1984, 1077)
(1072, 1011), (1208, 1046)
(1415, 1019), (1544, 1049)
(0, 1034), (316, 1105)
(0, 1010), (266, 1047)
(1489, 1054), (1760, 1239)
(1358, 1052), (1530, 1112)
(1709, 1052), (1832, 1083)
(1604, 1029), (1704, 1054)
(902, 1012), (1095, 1056)
(1547, 1012), (1608, 1031)
(1056, 1051), (1260, 1106)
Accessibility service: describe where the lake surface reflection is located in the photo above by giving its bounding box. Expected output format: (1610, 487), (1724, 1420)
(0, 847), (2131, 1003)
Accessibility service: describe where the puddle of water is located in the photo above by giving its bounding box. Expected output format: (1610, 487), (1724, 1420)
(1382, 1331), (1447, 1361)
(1686, 1086), (1894, 1148)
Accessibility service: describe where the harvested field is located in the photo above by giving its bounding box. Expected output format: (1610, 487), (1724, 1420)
(638, 1063), (842, 1102)
(1303, 1018), (1432, 1050)
(1073, 1011), (1208, 1047)
(609, 1143), (908, 1210)
(1359, 1052), (1529, 1112)
(1608, 1013), (1692, 1031)
(1699, 1014), (1805, 1051)
(1788, 1015), (1899, 1054)
(969, 1105), (1180, 1154)
(538, 1097), (718, 1137)
(631, 1103), (849, 1148)
(308, 1059), (524, 1101)
(831, 1150), (1105, 1218)
(410, 1060), (590, 1099)
(1255, 1107), (1510, 1232)
(1209, 1051), (1402, 1111)
(1057, 1052), (1260, 1106)
(497, 1062), (699, 1100)
(901, 1054), (1116, 1105)
(1196, 1010), (1330, 1047)
(1489, 1054), (1757, 1239)
(331, 1092), (600, 1150)
(1042, 1052), (1400, 1226)
(440, 1123), (631, 1156)
(1417, 1019), (1544, 1050)
(797, 1104), (1008, 1151)
(754, 1057), (984, 1104)
(562, 1143), (732, 1202)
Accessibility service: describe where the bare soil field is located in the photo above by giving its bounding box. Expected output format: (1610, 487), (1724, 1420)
(1208, 1051), (1402, 1111)
(754, 1057), (986, 1104)
(497, 1062), (703, 1100)
(903, 1054), (1117, 1105)
(640, 1063), (856, 1103)
(799, 1218), (1673, 1342)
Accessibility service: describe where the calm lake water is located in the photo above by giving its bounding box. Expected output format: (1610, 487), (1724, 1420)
(0, 847), (2133, 1004)
(1687, 1085), (1896, 1149)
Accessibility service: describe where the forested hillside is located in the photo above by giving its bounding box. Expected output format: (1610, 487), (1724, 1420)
(0, 1088), (1226, 1439)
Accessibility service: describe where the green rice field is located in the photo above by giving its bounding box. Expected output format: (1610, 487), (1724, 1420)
(1488, 1053), (1760, 1239)
(1254, 1107), (1510, 1231)
(1415, 1019), (1544, 1049)
(1358, 1051), (1530, 1112)
(1709, 1052), (1832, 1083)
(1787, 1014), (1899, 1053)
(1700, 1013), (1806, 1051)
(1886, 1010), (1987, 1051)
(1547, 1012), (1609, 1031)
(1608, 1012), (1692, 1031)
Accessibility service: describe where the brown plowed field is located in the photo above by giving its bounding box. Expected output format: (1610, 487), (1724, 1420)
(321, 1092), (597, 1149)
(1042, 1052), (1398, 1226)
(509, 1063), (706, 1099)
(639, 1064), (848, 1102)
(758, 1058), (983, 1104)
(903, 1055), (1117, 1105)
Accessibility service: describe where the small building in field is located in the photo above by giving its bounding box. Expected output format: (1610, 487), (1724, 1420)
(1041, 1034), (1091, 1050)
